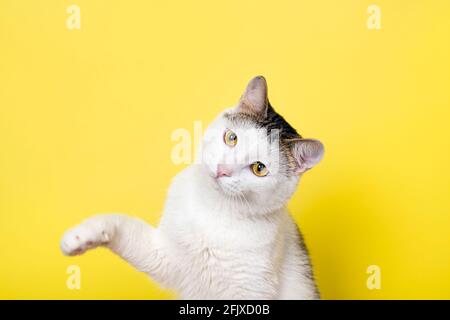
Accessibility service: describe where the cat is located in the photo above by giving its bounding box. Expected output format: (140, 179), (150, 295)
(60, 76), (324, 299)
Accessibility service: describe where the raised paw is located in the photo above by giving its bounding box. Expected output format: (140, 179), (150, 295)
(60, 221), (113, 256)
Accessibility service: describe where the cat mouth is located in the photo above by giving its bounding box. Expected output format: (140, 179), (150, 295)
(215, 178), (241, 196)
(204, 165), (241, 195)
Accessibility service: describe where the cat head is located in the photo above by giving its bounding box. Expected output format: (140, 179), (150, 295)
(200, 76), (324, 215)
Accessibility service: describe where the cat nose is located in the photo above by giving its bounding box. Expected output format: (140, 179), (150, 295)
(216, 164), (233, 178)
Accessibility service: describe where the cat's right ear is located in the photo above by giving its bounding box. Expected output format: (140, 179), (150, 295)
(236, 76), (269, 118)
(291, 139), (324, 174)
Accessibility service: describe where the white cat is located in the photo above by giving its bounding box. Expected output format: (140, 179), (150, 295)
(60, 76), (324, 299)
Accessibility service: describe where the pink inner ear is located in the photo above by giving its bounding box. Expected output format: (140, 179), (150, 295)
(294, 158), (308, 175)
(292, 139), (324, 174)
(238, 97), (260, 115)
(237, 76), (268, 117)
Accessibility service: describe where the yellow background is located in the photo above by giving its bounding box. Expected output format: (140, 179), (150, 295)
(1, 0), (449, 299)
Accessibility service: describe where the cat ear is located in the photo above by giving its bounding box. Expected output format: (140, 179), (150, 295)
(237, 76), (269, 117)
(291, 139), (324, 174)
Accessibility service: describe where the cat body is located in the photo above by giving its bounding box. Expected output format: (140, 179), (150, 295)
(155, 164), (318, 299)
(60, 76), (323, 299)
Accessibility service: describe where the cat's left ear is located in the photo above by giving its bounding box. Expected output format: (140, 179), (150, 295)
(291, 139), (324, 174)
(236, 76), (269, 117)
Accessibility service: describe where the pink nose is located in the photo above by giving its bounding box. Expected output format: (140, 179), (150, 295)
(216, 164), (233, 178)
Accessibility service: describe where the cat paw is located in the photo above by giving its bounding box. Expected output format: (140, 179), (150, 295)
(60, 219), (113, 256)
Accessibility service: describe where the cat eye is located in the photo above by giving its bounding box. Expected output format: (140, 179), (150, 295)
(251, 161), (268, 177)
(224, 129), (238, 147)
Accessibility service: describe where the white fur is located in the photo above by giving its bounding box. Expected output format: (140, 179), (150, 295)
(61, 107), (320, 300)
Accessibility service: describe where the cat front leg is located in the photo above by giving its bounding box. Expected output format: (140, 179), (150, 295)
(60, 214), (174, 283)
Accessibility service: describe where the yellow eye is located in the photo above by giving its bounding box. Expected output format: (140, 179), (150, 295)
(251, 162), (268, 177)
(224, 129), (238, 147)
